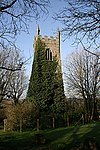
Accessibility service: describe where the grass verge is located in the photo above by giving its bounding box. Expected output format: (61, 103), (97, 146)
(0, 121), (100, 150)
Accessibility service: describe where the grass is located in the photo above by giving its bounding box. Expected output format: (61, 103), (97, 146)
(0, 121), (100, 150)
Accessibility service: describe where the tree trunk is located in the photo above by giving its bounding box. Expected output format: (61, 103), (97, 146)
(92, 100), (98, 120)
(20, 119), (22, 132)
(4, 119), (7, 132)
(37, 118), (39, 131)
(67, 115), (70, 126)
(82, 113), (85, 125)
(53, 117), (55, 128)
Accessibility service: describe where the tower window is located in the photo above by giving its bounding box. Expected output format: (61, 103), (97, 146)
(50, 51), (52, 61)
(46, 48), (52, 61)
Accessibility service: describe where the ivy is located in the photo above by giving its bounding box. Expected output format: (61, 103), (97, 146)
(27, 37), (65, 114)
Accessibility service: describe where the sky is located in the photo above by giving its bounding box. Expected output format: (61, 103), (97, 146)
(16, 0), (76, 79)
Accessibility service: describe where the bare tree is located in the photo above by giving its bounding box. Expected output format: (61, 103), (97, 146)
(0, 0), (50, 46)
(64, 50), (100, 122)
(54, 0), (100, 53)
(0, 47), (27, 103)
(7, 70), (28, 104)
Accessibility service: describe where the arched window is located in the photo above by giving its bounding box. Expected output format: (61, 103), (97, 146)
(46, 48), (52, 61)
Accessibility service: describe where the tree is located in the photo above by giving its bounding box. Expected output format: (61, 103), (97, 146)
(0, 47), (27, 103)
(51, 70), (65, 114)
(27, 37), (65, 129)
(7, 70), (28, 104)
(50, 70), (65, 128)
(0, 0), (50, 46)
(27, 37), (57, 130)
(27, 37), (57, 111)
(64, 50), (100, 122)
(54, 0), (100, 53)
(64, 98), (84, 126)
(4, 101), (35, 131)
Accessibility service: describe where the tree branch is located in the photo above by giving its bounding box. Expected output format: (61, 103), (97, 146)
(0, 66), (21, 71)
(0, 0), (17, 12)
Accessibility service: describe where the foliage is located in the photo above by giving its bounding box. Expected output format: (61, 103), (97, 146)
(4, 102), (35, 131)
(27, 36), (66, 131)
(51, 70), (65, 114)
(27, 37), (65, 114)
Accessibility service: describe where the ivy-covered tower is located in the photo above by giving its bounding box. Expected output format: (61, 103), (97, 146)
(27, 26), (65, 113)
(34, 25), (61, 67)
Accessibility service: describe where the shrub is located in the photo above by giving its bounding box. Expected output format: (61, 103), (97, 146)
(4, 102), (36, 131)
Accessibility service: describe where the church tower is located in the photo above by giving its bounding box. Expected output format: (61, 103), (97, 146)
(27, 25), (65, 113)
(34, 25), (61, 69)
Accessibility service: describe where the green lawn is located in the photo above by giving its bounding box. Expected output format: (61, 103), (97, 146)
(0, 122), (100, 150)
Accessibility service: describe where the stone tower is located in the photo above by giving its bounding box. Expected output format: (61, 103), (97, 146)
(34, 25), (61, 68)
(27, 25), (65, 113)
